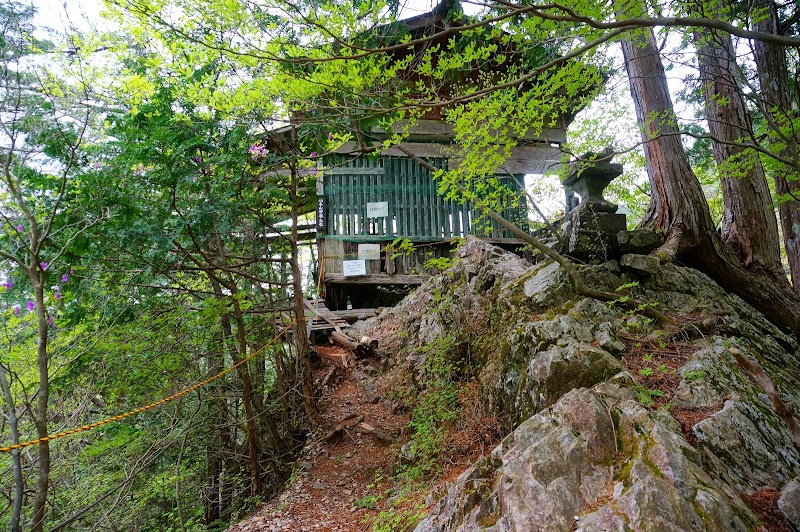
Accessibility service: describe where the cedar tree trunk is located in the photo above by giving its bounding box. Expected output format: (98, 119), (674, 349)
(620, 25), (800, 337)
(694, 25), (784, 277)
(752, 0), (800, 292)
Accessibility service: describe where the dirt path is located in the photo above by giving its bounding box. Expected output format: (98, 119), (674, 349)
(228, 348), (409, 532)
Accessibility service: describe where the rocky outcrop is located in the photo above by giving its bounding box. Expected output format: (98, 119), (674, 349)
(417, 375), (758, 531)
(365, 237), (800, 530)
(779, 477), (800, 528)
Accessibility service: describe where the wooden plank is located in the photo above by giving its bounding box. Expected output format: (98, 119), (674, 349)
(401, 158), (409, 236)
(422, 160), (429, 238)
(394, 158), (401, 235)
(320, 239), (343, 274)
(366, 168), (372, 235)
(327, 167), (385, 175)
(340, 172), (346, 235)
(330, 308), (379, 321)
(434, 166), (440, 238)
(448, 158), (460, 236)
(333, 173), (340, 235)
(411, 158), (419, 237)
(325, 273), (429, 285)
(304, 298), (349, 334)
(412, 158), (420, 236)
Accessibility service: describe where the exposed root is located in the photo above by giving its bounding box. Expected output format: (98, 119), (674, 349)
(731, 348), (800, 450)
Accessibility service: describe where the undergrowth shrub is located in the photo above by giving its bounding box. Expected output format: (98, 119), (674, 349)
(401, 333), (461, 481)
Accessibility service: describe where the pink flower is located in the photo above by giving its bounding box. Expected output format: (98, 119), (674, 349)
(16, 224), (23, 232)
(12, 306), (19, 315)
(311, 152), (317, 157)
(3, 281), (11, 290)
(26, 301), (34, 311)
(61, 273), (69, 283)
(39, 262), (48, 271)
(248, 144), (268, 158)
(54, 292), (62, 299)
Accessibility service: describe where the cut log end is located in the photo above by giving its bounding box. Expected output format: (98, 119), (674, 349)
(327, 331), (377, 359)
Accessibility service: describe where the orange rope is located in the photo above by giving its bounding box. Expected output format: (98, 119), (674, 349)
(0, 322), (295, 453)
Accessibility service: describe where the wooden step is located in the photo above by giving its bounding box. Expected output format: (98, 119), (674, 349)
(304, 298), (349, 333)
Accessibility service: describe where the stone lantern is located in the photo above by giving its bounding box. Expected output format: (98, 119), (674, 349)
(560, 151), (627, 261)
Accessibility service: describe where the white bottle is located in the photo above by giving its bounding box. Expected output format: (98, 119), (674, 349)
(346, 296), (353, 310)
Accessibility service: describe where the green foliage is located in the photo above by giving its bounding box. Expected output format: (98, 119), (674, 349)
(400, 333), (461, 481)
(684, 370), (706, 382)
(424, 256), (453, 272)
(371, 503), (426, 532)
(354, 494), (381, 509)
(634, 385), (665, 407)
(0, 0), (795, 529)
(388, 238), (414, 259)
(615, 281), (640, 292)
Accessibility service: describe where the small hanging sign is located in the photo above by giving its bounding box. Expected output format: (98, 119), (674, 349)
(316, 198), (326, 231)
(358, 243), (381, 260)
(366, 201), (388, 218)
(342, 260), (367, 277)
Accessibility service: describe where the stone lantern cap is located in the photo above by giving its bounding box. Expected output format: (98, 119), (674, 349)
(562, 150), (623, 213)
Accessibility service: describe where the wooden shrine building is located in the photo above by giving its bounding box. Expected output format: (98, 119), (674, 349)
(274, 1), (581, 310)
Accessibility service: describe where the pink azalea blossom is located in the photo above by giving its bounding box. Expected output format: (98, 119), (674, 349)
(3, 281), (11, 290)
(61, 273), (69, 283)
(16, 224), (23, 232)
(39, 262), (48, 271)
(26, 301), (34, 311)
(12, 306), (19, 315)
(248, 144), (268, 158)
(54, 292), (62, 299)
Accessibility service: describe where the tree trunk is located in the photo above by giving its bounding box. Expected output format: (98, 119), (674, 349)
(29, 274), (49, 532)
(0, 362), (24, 532)
(694, 23), (784, 276)
(204, 329), (228, 526)
(751, 0), (800, 292)
(225, 309), (262, 497)
(290, 162), (321, 426)
(231, 297), (289, 491)
(621, 27), (713, 252)
(209, 276), (262, 498)
(620, 24), (800, 337)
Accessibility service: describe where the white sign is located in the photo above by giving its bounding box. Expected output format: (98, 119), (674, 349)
(342, 260), (367, 277)
(358, 244), (381, 260)
(366, 201), (389, 218)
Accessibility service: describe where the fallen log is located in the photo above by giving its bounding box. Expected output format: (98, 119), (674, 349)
(327, 331), (377, 358)
(359, 336), (379, 350)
